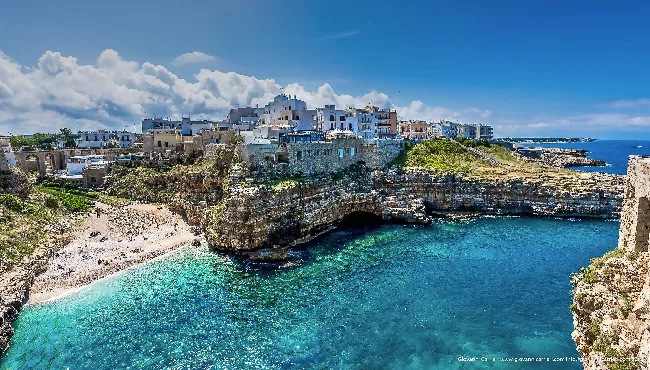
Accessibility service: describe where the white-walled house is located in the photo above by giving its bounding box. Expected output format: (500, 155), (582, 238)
(66, 155), (107, 176)
(345, 108), (378, 141)
(76, 130), (137, 148)
(316, 105), (348, 132)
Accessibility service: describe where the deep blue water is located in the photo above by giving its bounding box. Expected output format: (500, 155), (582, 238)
(521, 139), (650, 174)
(1, 217), (619, 369)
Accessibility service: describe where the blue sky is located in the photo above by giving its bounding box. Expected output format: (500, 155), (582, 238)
(1, 0), (650, 138)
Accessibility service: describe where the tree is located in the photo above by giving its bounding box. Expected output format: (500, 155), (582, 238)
(59, 127), (77, 148)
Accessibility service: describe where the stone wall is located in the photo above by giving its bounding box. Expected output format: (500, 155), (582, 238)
(207, 139), (404, 175)
(618, 156), (650, 252)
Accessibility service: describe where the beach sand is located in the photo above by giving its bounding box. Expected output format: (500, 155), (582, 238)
(27, 202), (200, 305)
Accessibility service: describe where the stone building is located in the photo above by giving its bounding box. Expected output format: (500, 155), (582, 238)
(206, 138), (404, 176)
(82, 164), (109, 188)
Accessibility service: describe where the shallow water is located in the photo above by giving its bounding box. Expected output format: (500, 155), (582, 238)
(2, 217), (618, 369)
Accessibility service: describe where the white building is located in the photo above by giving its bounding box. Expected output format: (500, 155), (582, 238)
(345, 108), (378, 141)
(0, 136), (16, 167)
(76, 130), (137, 148)
(316, 105), (348, 132)
(66, 155), (107, 176)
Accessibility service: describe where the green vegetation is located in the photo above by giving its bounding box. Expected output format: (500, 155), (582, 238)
(387, 142), (414, 167)
(106, 160), (228, 204)
(228, 129), (244, 144)
(588, 319), (603, 338)
(271, 179), (300, 191)
(453, 136), (490, 148)
(579, 265), (599, 284)
(10, 128), (78, 150)
(620, 294), (634, 319)
(36, 186), (93, 212)
(0, 184), (91, 272)
(401, 140), (484, 174)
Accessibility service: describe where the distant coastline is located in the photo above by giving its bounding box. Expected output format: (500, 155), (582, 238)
(495, 137), (596, 143)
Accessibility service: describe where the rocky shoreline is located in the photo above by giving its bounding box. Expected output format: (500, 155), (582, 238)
(520, 147), (607, 169)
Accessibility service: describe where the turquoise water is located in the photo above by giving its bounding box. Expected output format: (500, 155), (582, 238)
(2, 217), (618, 369)
(521, 139), (650, 174)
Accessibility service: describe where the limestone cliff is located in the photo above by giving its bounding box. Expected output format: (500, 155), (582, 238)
(571, 156), (650, 370)
(107, 147), (624, 260)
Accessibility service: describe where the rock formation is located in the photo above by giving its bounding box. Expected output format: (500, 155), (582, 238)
(520, 148), (607, 169)
(571, 156), (650, 369)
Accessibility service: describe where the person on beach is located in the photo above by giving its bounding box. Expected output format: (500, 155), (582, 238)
(95, 208), (101, 218)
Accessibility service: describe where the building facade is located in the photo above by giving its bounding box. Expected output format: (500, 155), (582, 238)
(76, 130), (137, 149)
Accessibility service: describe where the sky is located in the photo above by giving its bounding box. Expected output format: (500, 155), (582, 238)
(1, 0), (650, 138)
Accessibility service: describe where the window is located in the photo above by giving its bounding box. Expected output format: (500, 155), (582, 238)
(296, 151), (303, 160)
(164, 142), (169, 147)
(91, 176), (97, 183)
(350, 148), (355, 157)
(295, 115), (300, 120)
(338, 148), (344, 158)
(85, 135), (89, 141)
(330, 115), (335, 121)
(157, 141), (162, 147)
(340, 116), (345, 122)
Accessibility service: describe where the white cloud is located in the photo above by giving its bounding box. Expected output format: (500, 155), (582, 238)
(610, 98), (650, 108)
(0, 48), (493, 135)
(315, 29), (361, 42)
(171, 51), (217, 66)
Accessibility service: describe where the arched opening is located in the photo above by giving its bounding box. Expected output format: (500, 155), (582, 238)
(635, 197), (650, 251)
(24, 154), (41, 177)
(340, 211), (382, 227)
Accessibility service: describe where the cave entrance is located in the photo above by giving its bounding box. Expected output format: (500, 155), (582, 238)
(340, 211), (382, 227)
(635, 197), (650, 251)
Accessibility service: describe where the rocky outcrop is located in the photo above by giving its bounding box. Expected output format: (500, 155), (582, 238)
(0, 167), (30, 198)
(521, 148), (607, 169)
(571, 156), (650, 369)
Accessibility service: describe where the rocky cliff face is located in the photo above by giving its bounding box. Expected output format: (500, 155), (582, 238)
(571, 156), (650, 369)
(177, 164), (624, 260)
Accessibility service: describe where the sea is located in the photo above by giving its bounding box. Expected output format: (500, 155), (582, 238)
(0, 140), (643, 369)
(520, 139), (650, 175)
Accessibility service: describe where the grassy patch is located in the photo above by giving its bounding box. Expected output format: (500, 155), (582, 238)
(36, 186), (93, 212)
(402, 140), (485, 174)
